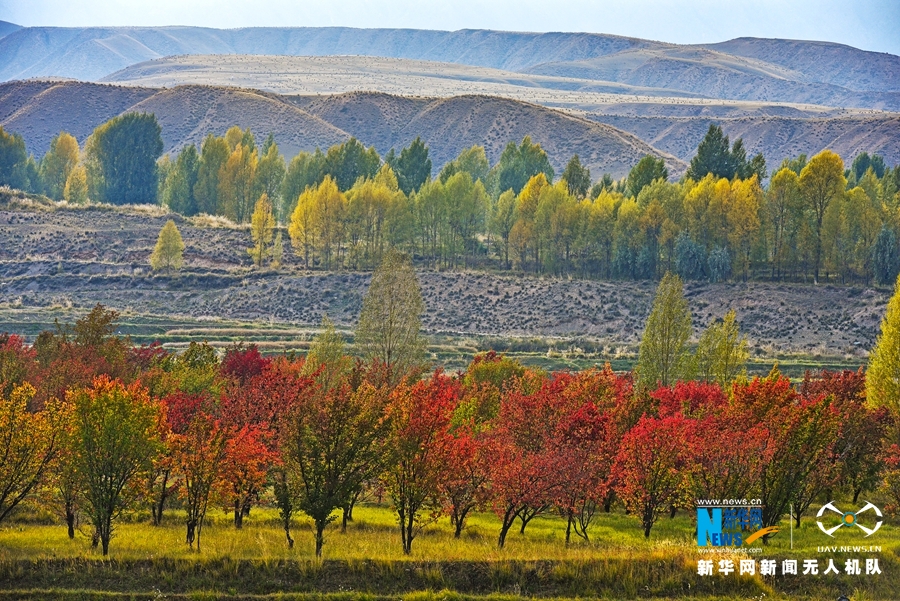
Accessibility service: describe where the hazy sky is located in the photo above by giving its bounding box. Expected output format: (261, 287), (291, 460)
(2, 0), (899, 56)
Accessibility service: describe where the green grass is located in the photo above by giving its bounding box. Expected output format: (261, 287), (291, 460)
(2, 503), (898, 599)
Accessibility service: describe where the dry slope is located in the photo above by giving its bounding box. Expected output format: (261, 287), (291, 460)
(0, 80), (684, 178)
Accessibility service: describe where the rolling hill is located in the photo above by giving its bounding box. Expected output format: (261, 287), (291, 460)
(0, 80), (685, 178)
(2, 26), (899, 110)
(0, 20), (20, 40)
(55, 54), (900, 171)
(585, 112), (900, 168)
(524, 46), (900, 110)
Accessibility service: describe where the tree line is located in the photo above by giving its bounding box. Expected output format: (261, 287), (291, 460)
(3, 249), (900, 555)
(2, 117), (900, 284)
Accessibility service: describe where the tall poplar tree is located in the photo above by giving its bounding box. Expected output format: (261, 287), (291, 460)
(868, 273), (900, 416)
(355, 248), (426, 382)
(637, 272), (693, 389)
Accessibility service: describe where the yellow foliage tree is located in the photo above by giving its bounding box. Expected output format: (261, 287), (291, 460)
(41, 132), (80, 200)
(0, 383), (64, 524)
(800, 150), (846, 283)
(867, 273), (900, 415)
(288, 176), (345, 270)
(218, 144), (259, 223)
(63, 164), (89, 205)
(150, 219), (185, 273)
(248, 193), (275, 267)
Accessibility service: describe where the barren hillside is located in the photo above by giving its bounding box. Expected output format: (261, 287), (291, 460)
(2, 25), (898, 110)
(704, 37), (900, 93)
(586, 112), (900, 167)
(524, 47), (900, 110)
(0, 80), (684, 179)
(292, 92), (685, 177)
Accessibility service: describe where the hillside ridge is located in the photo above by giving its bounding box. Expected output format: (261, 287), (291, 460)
(0, 79), (685, 178)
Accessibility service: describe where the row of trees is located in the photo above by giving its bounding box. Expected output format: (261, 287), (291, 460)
(0, 311), (895, 555)
(4, 247), (900, 555)
(4, 118), (899, 284)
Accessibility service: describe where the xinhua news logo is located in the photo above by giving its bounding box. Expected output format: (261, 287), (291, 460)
(697, 500), (778, 547)
(816, 501), (883, 538)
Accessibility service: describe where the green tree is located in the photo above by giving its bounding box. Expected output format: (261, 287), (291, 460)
(850, 152), (886, 182)
(63, 164), (89, 205)
(40, 132), (80, 200)
(150, 220), (185, 273)
(490, 189), (518, 269)
(0, 126), (31, 190)
(254, 136), (286, 212)
(304, 315), (351, 390)
(162, 145), (200, 215)
(248, 194), (275, 267)
(686, 124), (763, 182)
(636, 272), (692, 389)
(693, 310), (748, 387)
(799, 150), (846, 283)
(193, 135), (230, 215)
(355, 248), (426, 382)
(282, 149), (326, 220)
(673, 232), (706, 281)
(873, 226), (900, 286)
(494, 136), (554, 196)
(323, 138), (381, 191)
(389, 137), (432, 195)
(626, 155), (668, 198)
(439, 145), (490, 184)
(868, 273), (900, 415)
(86, 113), (163, 205)
(561, 154), (592, 199)
(70, 377), (162, 555)
(687, 124), (732, 181)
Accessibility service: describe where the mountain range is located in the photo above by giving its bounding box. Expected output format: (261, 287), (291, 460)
(1, 24), (899, 109)
(1, 23), (899, 176)
(0, 80), (684, 178)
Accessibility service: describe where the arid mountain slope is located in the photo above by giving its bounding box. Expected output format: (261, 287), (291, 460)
(292, 91), (684, 177)
(586, 113), (900, 167)
(524, 47), (900, 110)
(0, 26), (649, 82)
(0, 21), (20, 41)
(0, 80), (684, 178)
(101, 54), (701, 99)
(2, 26), (898, 109)
(704, 37), (900, 93)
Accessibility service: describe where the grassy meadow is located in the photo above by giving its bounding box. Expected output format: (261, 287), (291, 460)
(2, 500), (898, 600)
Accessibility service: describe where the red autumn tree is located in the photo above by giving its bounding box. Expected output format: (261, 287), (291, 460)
(549, 400), (617, 544)
(732, 369), (842, 533)
(170, 399), (227, 551)
(381, 370), (457, 554)
(219, 424), (276, 528)
(220, 344), (269, 385)
(0, 333), (37, 398)
(802, 369), (889, 503)
(487, 372), (573, 548)
(441, 421), (490, 538)
(282, 377), (390, 554)
(613, 414), (694, 537)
